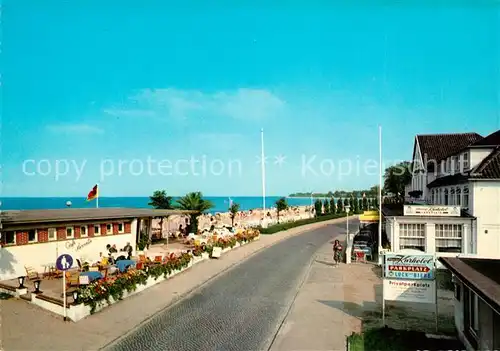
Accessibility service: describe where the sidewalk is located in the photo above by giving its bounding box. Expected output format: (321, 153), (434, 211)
(0, 217), (353, 351)
(269, 239), (379, 351)
(269, 241), (456, 351)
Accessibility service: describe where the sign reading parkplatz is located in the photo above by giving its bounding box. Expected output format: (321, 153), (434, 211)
(384, 254), (435, 280)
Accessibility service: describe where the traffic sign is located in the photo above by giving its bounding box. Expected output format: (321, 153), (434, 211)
(56, 254), (73, 271)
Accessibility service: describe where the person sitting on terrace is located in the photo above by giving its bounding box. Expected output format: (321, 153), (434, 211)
(122, 242), (133, 259)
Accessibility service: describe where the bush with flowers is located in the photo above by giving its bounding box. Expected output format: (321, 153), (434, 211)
(77, 252), (192, 313)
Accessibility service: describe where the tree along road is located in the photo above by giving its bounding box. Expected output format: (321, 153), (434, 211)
(105, 220), (355, 351)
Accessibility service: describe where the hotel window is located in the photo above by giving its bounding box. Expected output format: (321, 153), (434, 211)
(444, 189), (449, 205)
(399, 223), (426, 251)
(2, 231), (16, 245)
(431, 189), (435, 204)
(441, 160), (446, 174)
(450, 188), (455, 205)
(94, 225), (100, 236)
(464, 287), (479, 348)
(106, 224), (113, 234)
(456, 188), (461, 206)
(48, 228), (57, 241)
(456, 155), (461, 171)
(118, 223), (124, 233)
(463, 152), (469, 170)
(438, 188), (443, 204)
(446, 158), (451, 173)
(435, 224), (463, 253)
(80, 226), (88, 238)
(463, 187), (469, 209)
(66, 227), (74, 239)
(28, 229), (37, 243)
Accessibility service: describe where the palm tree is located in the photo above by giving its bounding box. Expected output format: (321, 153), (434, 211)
(148, 190), (173, 240)
(175, 192), (214, 234)
(229, 202), (240, 227)
(275, 197), (288, 223)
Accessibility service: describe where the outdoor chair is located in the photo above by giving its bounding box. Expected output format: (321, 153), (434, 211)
(154, 255), (163, 263)
(24, 266), (39, 280)
(65, 271), (80, 289)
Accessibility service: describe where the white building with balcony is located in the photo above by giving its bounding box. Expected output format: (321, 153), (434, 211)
(383, 130), (500, 260)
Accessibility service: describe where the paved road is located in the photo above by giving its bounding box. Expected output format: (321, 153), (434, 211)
(105, 220), (355, 351)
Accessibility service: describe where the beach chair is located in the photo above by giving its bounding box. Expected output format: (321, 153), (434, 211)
(24, 266), (39, 280)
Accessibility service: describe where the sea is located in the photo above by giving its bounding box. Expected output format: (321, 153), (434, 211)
(0, 196), (325, 214)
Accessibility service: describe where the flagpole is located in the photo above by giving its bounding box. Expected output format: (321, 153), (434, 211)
(96, 183), (99, 209)
(261, 128), (266, 212)
(378, 126), (383, 265)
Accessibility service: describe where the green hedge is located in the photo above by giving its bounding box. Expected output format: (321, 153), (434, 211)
(347, 327), (464, 351)
(258, 213), (349, 234)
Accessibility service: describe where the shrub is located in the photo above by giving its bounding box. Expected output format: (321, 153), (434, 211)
(258, 213), (346, 234)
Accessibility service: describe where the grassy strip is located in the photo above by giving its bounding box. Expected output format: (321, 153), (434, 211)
(347, 327), (463, 351)
(258, 212), (359, 234)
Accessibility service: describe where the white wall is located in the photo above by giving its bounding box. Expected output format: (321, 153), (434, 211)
(384, 216), (472, 267)
(472, 181), (500, 257)
(470, 149), (494, 169)
(453, 279), (500, 351)
(0, 219), (138, 281)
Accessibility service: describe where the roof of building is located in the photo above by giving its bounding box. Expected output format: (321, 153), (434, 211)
(0, 208), (196, 225)
(381, 203), (474, 218)
(470, 129), (500, 147)
(469, 146), (500, 179)
(439, 257), (500, 314)
(427, 146), (500, 187)
(416, 132), (483, 165)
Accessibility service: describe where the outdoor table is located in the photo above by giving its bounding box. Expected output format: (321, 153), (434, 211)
(116, 259), (135, 273)
(80, 271), (103, 282)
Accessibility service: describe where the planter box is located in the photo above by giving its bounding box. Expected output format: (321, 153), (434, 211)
(33, 257), (207, 322)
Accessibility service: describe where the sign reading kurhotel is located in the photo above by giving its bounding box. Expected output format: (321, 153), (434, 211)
(403, 205), (460, 217)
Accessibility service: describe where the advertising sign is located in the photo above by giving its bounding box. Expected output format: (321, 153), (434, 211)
(403, 205), (460, 217)
(384, 254), (435, 280)
(383, 279), (436, 304)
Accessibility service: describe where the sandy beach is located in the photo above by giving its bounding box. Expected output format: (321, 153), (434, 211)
(153, 205), (312, 235)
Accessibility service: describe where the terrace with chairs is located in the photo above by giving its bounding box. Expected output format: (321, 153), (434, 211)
(0, 222), (261, 321)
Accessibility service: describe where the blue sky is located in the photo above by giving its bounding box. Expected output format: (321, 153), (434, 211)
(2, 1), (499, 197)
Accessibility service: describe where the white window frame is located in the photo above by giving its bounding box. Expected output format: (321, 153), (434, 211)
(456, 188), (461, 206)
(463, 187), (469, 209)
(3, 231), (16, 245)
(106, 224), (113, 235)
(118, 222), (124, 234)
(463, 152), (469, 170)
(94, 225), (101, 236)
(435, 224), (463, 253)
(444, 189), (449, 205)
(80, 225), (88, 238)
(48, 227), (57, 241)
(450, 188), (455, 205)
(27, 229), (38, 243)
(66, 227), (74, 239)
(399, 223), (426, 251)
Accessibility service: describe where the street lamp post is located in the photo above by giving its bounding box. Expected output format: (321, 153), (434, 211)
(345, 205), (350, 236)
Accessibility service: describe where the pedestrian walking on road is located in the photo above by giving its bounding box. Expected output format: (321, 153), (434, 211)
(333, 239), (343, 266)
